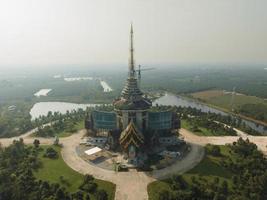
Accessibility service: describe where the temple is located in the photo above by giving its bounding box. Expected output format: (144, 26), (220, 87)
(113, 24), (151, 112)
(85, 24), (181, 165)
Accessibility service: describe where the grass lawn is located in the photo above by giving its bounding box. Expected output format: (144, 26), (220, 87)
(34, 146), (115, 200)
(181, 119), (233, 136)
(57, 120), (84, 137)
(148, 145), (233, 200)
(148, 181), (171, 200)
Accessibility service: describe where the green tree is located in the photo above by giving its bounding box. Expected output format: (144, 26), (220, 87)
(44, 147), (58, 159)
(55, 188), (65, 200)
(33, 139), (40, 148)
(158, 189), (171, 200)
(96, 189), (108, 200)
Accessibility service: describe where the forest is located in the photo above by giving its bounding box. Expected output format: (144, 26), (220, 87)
(149, 138), (267, 200)
(0, 105), (91, 138)
(0, 103), (33, 138)
(34, 109), (88, 137)
(0, 65), (266, 104)
(0, 139), (112, 200)
(139, 65), (267, 99)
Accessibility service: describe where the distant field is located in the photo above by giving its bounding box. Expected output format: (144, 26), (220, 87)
(191, 89), (267, 110)
(191, 89), (225, 100)
(190, 89), (267, 124)
(34, 146), (115, 200)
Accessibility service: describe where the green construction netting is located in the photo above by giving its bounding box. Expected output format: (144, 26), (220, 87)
(92, 110), (117, 130)
(148, 111), (172, 130)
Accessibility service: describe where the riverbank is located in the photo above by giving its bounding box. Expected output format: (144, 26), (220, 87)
(186, 90), (267, 127)
(176, 93), (267, 134)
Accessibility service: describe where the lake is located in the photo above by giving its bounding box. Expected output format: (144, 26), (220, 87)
(30, 102), (98, 119)
(64, 77), (93, 81)
(153, 93), (227, 115)
(53, 75), (62, 78)
(100, 81), (113, 92)
(34, 89), (52, 97)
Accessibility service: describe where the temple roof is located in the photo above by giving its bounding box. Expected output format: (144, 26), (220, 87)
(113, 24), (152, 110)
(121, 77), (143, 99)
(119, 120), (144, 149)
(113, 97), (151, 110)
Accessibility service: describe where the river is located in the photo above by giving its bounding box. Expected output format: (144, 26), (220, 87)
(154, 93), (267, 134)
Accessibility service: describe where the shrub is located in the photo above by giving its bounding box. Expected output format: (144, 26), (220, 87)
(96, 189), (108, 200)
(44, 147), (58, 159)
(207, 145), (221, 156)
(33, 139), (40, 148)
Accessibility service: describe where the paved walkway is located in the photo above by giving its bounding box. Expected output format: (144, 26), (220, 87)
(60, 130), (204, 200)
(1, 128), (267, 200)
(179, 128), (267, 155)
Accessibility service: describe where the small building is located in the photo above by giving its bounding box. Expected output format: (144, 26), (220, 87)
(85, 147), (102, 156)
(85, 137), (108, 146)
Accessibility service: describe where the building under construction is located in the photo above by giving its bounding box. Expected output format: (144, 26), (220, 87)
(85, 25), (180, 164)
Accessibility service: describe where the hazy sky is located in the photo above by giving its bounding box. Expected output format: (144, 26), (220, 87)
(0, 0), (267, 68)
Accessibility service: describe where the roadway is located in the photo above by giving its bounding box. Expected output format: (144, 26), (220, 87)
(0, 128), (266, 200)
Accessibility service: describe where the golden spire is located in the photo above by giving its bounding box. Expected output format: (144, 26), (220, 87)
(129, 23), (135, 77)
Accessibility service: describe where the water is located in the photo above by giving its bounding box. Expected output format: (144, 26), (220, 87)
(34, 89), (52, 97)
(53, 75), (62, 78)
(100, 81), (113, 92)
(153, 93), (226, 115)
(154, 93), (267, 134)
(64, 77), (93, 81)
(29, 93), (267, 134)
(30, 102), (98, 119)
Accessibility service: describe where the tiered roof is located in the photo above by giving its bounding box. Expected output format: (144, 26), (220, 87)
(119, 120), (144, 150)
(113, 24), (151, 110)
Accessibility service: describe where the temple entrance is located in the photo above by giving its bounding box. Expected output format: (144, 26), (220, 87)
(128, 145), (136, 163)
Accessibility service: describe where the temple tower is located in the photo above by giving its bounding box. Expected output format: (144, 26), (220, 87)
(85, 24), (181, 165)
(120, 24), (146, 103)
(114, 24), (151, 130)
(113, 24), (151, 161)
